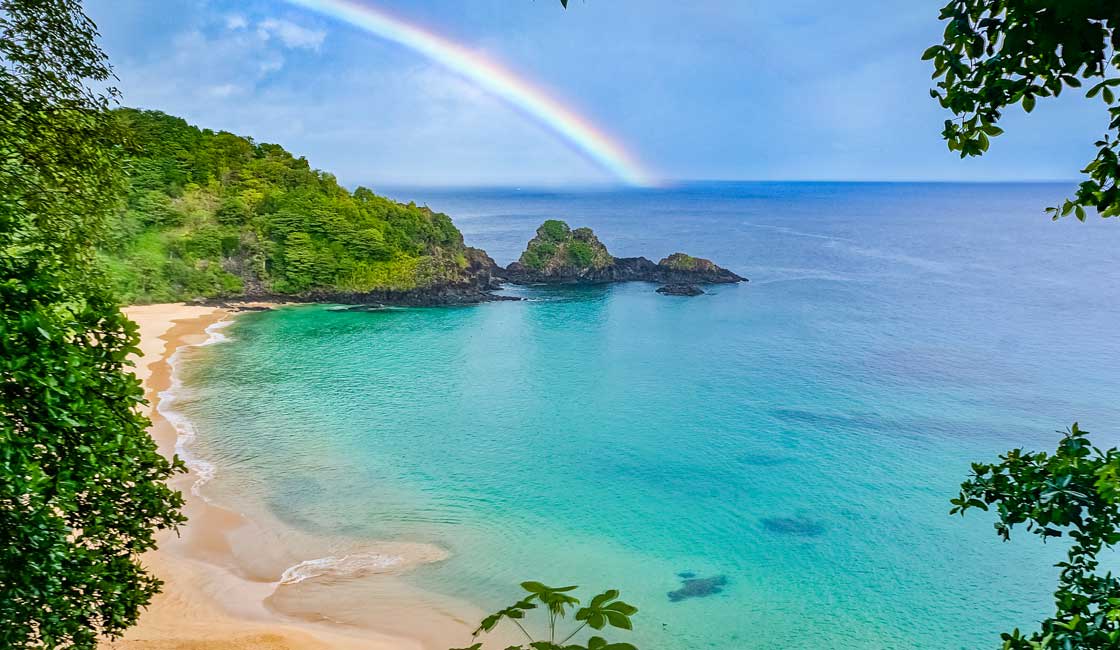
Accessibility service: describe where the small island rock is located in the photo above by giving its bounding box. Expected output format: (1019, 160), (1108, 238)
(501, 220), (746, 286)
(657, 284), (705, 296)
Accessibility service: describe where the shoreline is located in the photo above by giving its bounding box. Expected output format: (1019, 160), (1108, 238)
(108, 304), (478, 650)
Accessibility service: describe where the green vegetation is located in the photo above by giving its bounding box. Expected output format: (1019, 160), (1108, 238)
(1, 2), (186, 648)
(518, 220), (613, 271)
(539, 218), (572, 242)
(567, 240), (596, 267)
(925, 0), (1120, 219)
(660, 253), (699, 271)
(452, 582), (638, 650)
(928, 3), (1120, 648)
(952, 425), (1120, 649)
(101, 109), (471, 303)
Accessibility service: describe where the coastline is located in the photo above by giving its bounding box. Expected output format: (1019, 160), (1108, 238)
(107, 304), (478, 650)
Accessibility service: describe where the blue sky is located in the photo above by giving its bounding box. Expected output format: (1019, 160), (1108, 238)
(86, 0), (1103, 187)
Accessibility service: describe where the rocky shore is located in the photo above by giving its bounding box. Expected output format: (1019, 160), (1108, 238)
(499, 220), (744, 287)
(190, 220), (745, 308)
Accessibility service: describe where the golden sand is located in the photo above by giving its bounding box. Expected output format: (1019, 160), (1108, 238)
(105, 304), (434, 650)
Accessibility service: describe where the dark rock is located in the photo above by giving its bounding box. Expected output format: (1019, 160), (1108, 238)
(655, 253), (745, 284)
(501, 221), (746, 287)
(463, 246), (505, 290)
(335, 304), (389, 312)
(657, 284), (704, 296)
(761, 516), (826, 537)
(668, 575), (728, 602)
(231, 284), (521, 309)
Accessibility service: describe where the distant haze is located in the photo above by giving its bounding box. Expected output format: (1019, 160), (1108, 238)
(89, 0), (1100, 187)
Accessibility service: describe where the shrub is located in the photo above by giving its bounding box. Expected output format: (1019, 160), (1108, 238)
(538, 219), (571, 242)
(451, 582), (639, 650)
(567, 240), (595, 267)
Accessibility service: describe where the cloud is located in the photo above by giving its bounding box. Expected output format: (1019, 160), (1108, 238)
(225, 14), (247, 30)
(257, 18), (325, 51)
(258, 55), (285, 76)
(207, 83), (241, 98)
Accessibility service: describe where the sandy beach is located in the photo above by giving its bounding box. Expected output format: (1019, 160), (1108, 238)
(105, 304), (449, 650)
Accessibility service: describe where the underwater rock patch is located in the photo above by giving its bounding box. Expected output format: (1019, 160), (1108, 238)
(668, 574), (728, 602)
(760, 516), (826, 537)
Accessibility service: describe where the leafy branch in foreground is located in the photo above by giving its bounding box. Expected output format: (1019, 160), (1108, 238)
(451, 582), (639, 650)
(2, 0), (187, 647)
(952, 424), (1120, 649)
(924, 1), (1120, 219)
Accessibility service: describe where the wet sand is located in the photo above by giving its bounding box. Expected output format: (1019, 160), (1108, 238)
(106, 304), (432, 650)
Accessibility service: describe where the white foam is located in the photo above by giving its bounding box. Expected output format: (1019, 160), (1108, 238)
(157, 318), (234, 498)
(279, 553), (404, 585)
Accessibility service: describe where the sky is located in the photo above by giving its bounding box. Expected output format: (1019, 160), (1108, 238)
(85, 0), (1105, 188)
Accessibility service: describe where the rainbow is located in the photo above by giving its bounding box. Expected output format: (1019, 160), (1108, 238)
(279, 0), (657, 186)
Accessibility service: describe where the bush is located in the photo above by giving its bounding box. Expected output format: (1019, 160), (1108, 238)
(567, 240), (595, 267)
(538, 219), (571, 242)
(215, 196), (251, 225)
(521, 248), (543, 270)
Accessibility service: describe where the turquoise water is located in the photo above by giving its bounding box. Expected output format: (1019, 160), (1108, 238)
(178, 183), (1120, 649)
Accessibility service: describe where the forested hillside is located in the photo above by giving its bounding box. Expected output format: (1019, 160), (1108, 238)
(100, 109), (477, 303)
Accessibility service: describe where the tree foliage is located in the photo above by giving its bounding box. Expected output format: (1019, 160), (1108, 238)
(926, 4), (1120, 647)
(925, 1), (1120, 220)
(0, 1), (186, 647)
(101, 109), (471, 302)
(451, 582), (639, 650)
(953, 425), (1120, 649)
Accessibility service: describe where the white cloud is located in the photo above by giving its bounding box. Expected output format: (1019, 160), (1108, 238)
(225, 14), (248, 30)
(258, 55), (285, 76)
(207, 83), (241, 98)
(257, 18), (325, 51)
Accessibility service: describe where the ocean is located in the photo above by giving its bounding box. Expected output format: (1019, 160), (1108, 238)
(172, 182), (1120, 649)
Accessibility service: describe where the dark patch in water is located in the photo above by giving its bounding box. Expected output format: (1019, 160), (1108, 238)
(738, 453), (795, 467)
(668, 575), (727, 602)
(677, 571), (696, 579)
(761, 516), (826, 537)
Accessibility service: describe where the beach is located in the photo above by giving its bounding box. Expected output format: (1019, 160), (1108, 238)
(106, 304), (454, 650)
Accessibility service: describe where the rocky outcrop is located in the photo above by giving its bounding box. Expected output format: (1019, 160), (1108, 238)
(503, 220), (614, 281)
(205, 222), (744, 307)
(657, 284), (705, 296)
(500, 221), (745, 286)
(203, 246), (514, 308)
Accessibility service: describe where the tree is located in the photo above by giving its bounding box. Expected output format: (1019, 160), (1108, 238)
(0, 1), (186, 648)
(951, 425), (1120, 649)
(924, 1), (1120, 219)
(926, 3), (1120, 648)
(99, 109), (477, 303)
(451, 582), (639, 650)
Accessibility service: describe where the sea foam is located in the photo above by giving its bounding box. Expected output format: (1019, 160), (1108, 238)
(157, 318), (234, 497)
(279, 553), (404, 585)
